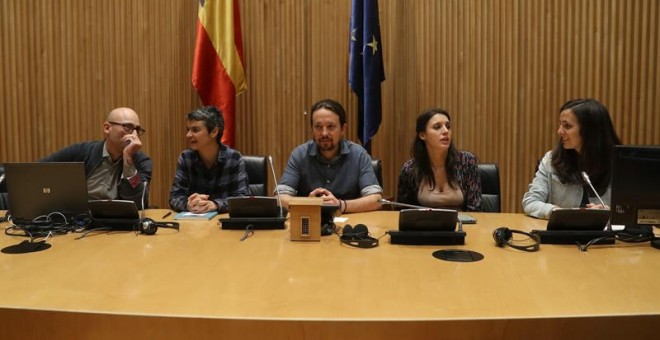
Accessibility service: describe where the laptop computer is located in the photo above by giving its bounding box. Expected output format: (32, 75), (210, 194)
(220, 196), (287, 229)
(4, 162), (89, 224)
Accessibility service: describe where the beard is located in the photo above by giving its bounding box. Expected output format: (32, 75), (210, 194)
(316, 138), (337, 152)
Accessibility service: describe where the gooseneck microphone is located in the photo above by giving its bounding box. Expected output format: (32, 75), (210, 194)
(581, 172), (607, 208)
(140, 180), (148, 219)
(378, 198), (427, 210)
(268, 156), (284, 217)
(581, 171), (612, 232)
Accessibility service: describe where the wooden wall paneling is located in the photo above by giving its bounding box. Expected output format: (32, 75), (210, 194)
(1, 0), (659, 212)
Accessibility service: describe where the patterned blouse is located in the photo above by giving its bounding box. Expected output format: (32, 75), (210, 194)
(396, 151), (482, 211)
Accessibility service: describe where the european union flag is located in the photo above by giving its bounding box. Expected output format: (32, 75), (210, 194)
(349, 0), (385, 151)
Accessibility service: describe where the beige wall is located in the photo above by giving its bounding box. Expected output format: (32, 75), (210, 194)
(1, 0), (658, 212)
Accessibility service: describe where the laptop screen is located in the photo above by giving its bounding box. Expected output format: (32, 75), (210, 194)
(5, 162), (89, 223)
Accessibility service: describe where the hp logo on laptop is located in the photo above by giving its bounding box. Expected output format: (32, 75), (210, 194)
(42, 188), (51, 194)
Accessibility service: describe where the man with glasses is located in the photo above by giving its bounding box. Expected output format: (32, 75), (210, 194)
(276, 99), (382, 213)
(41, 107), (152, 208)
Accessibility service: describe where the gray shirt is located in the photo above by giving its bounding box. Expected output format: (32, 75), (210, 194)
(86, 143), (138, 201)
(522, 151), (611, 219)
(276, 139), (382, 199)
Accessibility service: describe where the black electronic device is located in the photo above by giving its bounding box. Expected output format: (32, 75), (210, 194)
(227, 196), (284, 218)
(492, 227), (540, 252)
(221, 196), (286, 230)
(533, 208), (612, 245)
(321, 204), (340, 236)
(546, 208), (610, 231)
(5, 162), (89, 224)
(398, 208), (458, 232)
(340, 224), (378, 248)
(137, 218), (180, 235)
(652, 239), (660, 250)
(88, 200), (178, 235)
(88, 199), (141, 231)
(611, 145), (660, 231)
(390, 208), (465, 245)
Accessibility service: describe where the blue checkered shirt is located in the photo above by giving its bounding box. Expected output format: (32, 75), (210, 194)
(169, 144), (248, 212)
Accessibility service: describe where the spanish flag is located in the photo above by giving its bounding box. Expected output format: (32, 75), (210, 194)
(192, 0), (247, 147)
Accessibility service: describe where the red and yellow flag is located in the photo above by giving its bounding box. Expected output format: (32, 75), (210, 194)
(192, 0), (247, 147)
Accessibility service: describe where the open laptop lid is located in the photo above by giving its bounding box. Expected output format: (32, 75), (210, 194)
(546, 208), (610, 231)
(398, 208), (458, 232)
(5, 162), (89, 223)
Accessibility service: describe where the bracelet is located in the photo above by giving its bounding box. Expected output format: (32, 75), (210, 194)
(341, 199), (347, 214)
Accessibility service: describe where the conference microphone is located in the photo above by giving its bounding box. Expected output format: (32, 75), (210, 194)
(581, 172), (608, 208)
(268, 156), (284, 217)
(378, 199), (463, 232)
(581, 171), (612, 232)
(140, 180), (148, 218)
(378, 198), (429, 210)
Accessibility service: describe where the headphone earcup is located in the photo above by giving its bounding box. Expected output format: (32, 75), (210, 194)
(342, 225), (354, 239)
(139, 218), (158, 235)
(492, 227), (510, 247)
(352, 224), (369, 238)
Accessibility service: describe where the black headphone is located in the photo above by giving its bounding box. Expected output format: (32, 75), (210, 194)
(492, 227), (540, 252)
(341, 224), (378, 248)
(137, 218), (180, 235)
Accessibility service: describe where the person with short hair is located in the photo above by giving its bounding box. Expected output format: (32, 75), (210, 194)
(522, 98), (621, 219)
(41, 107), (152, 208)
(276, 99), (383, 213)
(169, 106), (248, 213)
(397, 108), (482, 211)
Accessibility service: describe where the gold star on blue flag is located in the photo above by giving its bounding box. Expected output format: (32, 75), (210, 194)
(349, 0), (385, 151)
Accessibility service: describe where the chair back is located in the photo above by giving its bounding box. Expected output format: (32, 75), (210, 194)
(371, 159), (383, 188)
(478, 163), (501, 212)
(243, 155), (268, 196)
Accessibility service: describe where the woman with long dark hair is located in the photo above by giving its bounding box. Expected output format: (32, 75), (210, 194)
(522, 98), (621, 219)
(397, 108), (482, 211)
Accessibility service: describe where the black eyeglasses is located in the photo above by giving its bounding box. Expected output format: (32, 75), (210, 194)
(108, 121), (146, 136)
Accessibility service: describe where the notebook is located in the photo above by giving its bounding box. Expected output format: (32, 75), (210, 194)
(174, 211), (218, 220)
(221, 196), (286, 229)
(5, 162), (89, 224)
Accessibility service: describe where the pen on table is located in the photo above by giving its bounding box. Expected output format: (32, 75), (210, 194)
(162, 211), (172, 219)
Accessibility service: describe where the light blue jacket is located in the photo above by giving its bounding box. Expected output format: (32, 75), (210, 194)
(522, 151), (611, 219)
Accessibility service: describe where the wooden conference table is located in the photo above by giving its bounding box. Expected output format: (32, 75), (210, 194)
(0, 210), (658, 339)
